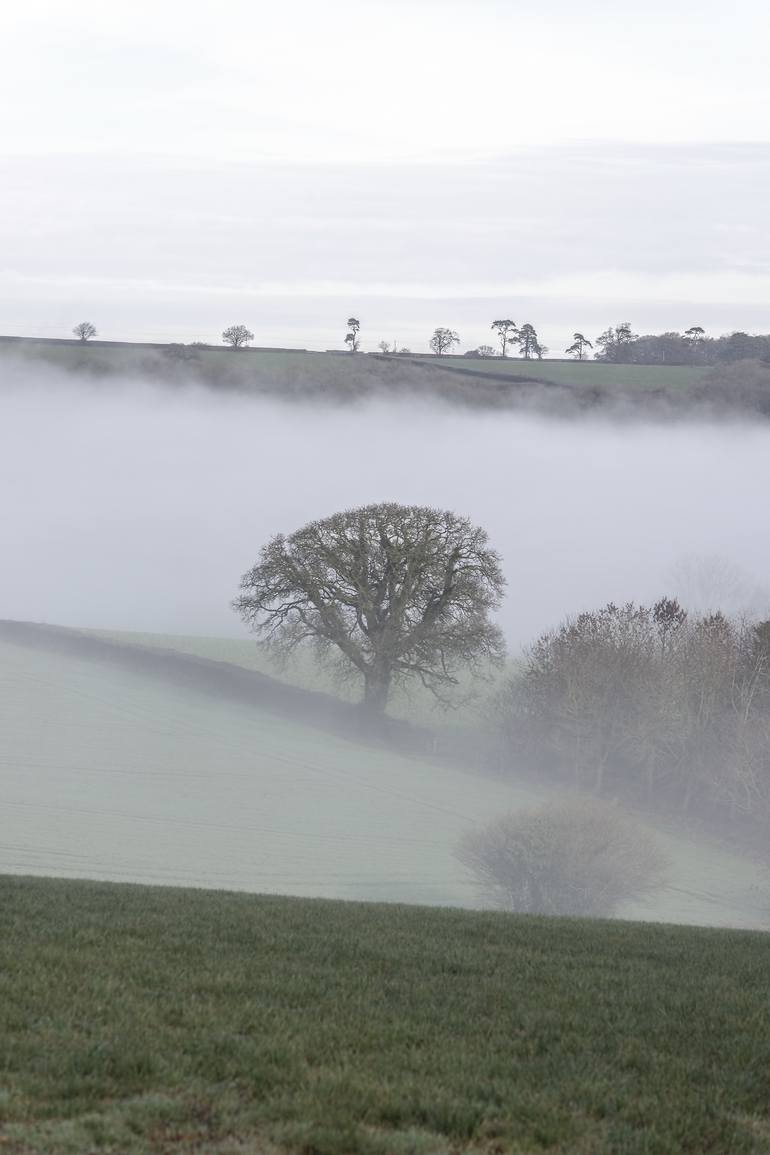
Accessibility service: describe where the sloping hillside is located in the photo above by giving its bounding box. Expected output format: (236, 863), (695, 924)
(0, 624), (765, 927)
(0, 628), (541, 907)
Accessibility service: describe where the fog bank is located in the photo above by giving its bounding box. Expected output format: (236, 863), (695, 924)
(2, 365), (769, 646)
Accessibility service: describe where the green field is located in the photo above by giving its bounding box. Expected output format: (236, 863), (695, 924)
(452, 358), (707, 389)
(0, 634), (542, 907)
(1, 874), (769, 1155)
(1, 629), (765, 929)
(1, 338), (322, 380)
(83, 626), (499, 730)
(1, 337), (709, 393)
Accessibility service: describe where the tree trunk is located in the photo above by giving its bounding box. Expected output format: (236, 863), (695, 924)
(363, 668), (391, 715)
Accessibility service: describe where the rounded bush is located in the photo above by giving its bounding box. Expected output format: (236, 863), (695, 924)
(456, 798), (668, 918)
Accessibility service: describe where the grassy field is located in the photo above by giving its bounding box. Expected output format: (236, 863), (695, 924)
(1, 874), (769, 1155)
(0, 630), (766, 929)
(449, 358), (707, 389)
(83, 626), (500, 729)
(0, 634), (542, 908)
(0, 338), (389, 379)
(1, 336), (708, 393)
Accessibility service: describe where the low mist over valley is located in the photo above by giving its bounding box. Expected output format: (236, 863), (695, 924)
(3, 353), (770, 642)
(2, 348), (770, 934)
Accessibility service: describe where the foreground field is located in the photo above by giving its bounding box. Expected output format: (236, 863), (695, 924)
(0, 627), (766, 928)
(1, 875), (769, 1155)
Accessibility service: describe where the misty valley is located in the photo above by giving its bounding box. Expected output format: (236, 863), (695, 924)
(2, 353), (769, 933)
(4, 4), (770, 1149)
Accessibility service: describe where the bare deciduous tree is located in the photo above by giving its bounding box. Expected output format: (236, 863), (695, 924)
(222, 325), (254, 348)
(456, 798), (668, 917)
(667, 553), (770, 619)
(500, 598), (770, 823)
(512, 602), (663, 792)
(73, 322), (97, 342)
(233, 502), (506, 714)
(429, 327), (460, 356)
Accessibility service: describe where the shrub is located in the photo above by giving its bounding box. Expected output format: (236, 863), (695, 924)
(456, 798), (668, 918)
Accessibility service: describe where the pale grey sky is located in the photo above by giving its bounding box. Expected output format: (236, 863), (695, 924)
(2, 0), (769, 351)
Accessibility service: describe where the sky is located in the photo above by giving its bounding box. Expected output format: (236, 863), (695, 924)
(2, 0), (770, 352)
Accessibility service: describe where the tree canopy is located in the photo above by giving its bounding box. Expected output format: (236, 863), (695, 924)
(345, 317), (361, 352)
(491, 320), (517, 358)
(429, 328), (460, 356)
(222, 324), (254, 348)
(233, 502), (506, 714)
(500, 599), (770, 816)
(565, 332), (592, 360)
(516, 322), (542, 359)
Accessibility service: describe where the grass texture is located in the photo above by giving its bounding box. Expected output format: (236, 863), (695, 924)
(1, 875), (769, 1154)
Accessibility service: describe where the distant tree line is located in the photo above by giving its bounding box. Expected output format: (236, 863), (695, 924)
(430, 320), (770, 364)
(69, 314), (770, 365)
(468, 321), (770, 365)
(470, 321), (547, 360)
(590, 323), (770, 366)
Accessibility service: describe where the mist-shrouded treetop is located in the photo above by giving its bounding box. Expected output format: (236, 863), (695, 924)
(222, 324), (254, 348)
(72, 321), (97, 342)
(233, 502), (506, 714)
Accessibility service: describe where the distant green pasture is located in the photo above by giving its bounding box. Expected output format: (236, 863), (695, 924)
(444, 357), (707, 389)
(1, 337), (708, 392)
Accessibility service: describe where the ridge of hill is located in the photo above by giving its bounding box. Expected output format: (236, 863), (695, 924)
(0, 619), (430, 755)
(11, 331), (770, 418)
(0, 333), (718, 407)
